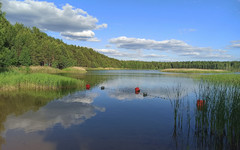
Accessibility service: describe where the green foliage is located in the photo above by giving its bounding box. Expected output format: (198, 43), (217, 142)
(122, 61), (240, 71)
(19, 46), (31, 66)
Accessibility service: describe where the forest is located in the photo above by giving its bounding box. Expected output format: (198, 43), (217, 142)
(0, 4), (239, 71)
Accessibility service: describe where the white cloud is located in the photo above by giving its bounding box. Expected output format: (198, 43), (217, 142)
(1, 0), (106, 41)
(61, 30), (100, 42)
(109, 36), (189, 51)
(180, 52), (200, 56)
(109, 36), (232, 60)
(96, 49), (132, 57)
(229, 40), (240, 48)
(96, 49), (166, 60)
(142, 54), (166, 58)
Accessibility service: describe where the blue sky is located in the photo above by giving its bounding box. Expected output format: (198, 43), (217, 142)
(1, 0), (240, 61)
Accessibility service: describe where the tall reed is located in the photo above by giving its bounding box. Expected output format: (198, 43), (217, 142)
(195, 81), (240, 150)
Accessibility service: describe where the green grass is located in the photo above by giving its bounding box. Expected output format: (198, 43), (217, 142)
(161, 68), (231, 73)
(0, 71), (85, 91)
(62, 67), (87, 73)
(195, 81), (240, 149)
(198, 74), (240, 85)
(1, 66), (88, 74)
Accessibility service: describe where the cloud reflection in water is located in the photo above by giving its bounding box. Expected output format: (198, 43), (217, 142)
(3, 92), (105, 133)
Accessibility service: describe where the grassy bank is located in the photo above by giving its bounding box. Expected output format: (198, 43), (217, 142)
(161, 68), (231, 73)
(0, 71), (84, 91)
(86, 67), (125, 71)
(1, 66), (87, 74)
(62, 67), (87, 73)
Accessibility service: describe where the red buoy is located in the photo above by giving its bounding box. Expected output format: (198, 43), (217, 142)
(135, 91), (140, 94)
(86, 84), (90, 90)
(197, 99), (205, 110)
(135, 87), (140, 93)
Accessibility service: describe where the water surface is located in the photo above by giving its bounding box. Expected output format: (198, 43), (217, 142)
(0, 70), (239, 150)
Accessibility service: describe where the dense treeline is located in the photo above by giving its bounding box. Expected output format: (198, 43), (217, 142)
(122, 61), (240, 71)
(0, 4), (121, 68)
(0, 4), (239, 71)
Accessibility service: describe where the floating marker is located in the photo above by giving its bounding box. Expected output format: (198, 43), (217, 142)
(86, 84), (90, 90)
(101, 86), (105, 90)
(135, 87), (140, 93)
(135, 91), (140, 94)
(143, 92), (147, 97)
(197, 99), (205, 110)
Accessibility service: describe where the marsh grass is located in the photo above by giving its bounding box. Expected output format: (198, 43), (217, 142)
(0, 72), (84, 91)
(62, 67), (87, 73)
(195, 81), (240, 149)
(167, 79), (240, 149)
(199, 74), (240, 85)
(161, 68), (231, 73)
(1, 66), (88, 74)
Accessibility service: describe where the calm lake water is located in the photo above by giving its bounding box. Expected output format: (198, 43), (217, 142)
(0, 70), (239, 150)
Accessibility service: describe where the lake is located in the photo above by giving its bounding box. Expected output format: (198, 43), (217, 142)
(0, 70), (239, 150)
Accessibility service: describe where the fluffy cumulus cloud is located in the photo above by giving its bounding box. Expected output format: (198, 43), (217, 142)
(96, 49), (166, 60)
(109, 36), (232, 59)
(96, 49), (132, 57)
(1, 0), (106, 41)
(61, 30), (100, 42)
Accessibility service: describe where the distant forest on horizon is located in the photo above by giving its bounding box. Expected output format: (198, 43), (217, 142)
(0, 4), (240, 71)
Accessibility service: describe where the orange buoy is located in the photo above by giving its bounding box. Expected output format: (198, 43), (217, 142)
(86, 84), (90, 90)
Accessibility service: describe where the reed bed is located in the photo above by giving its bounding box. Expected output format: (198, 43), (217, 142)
(198, 74), (240, 86)
(62, 67), (87, 73)
(0, 72), (84, 91)
(166, 77), (240, 149)
(194, 81), (240, 149)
